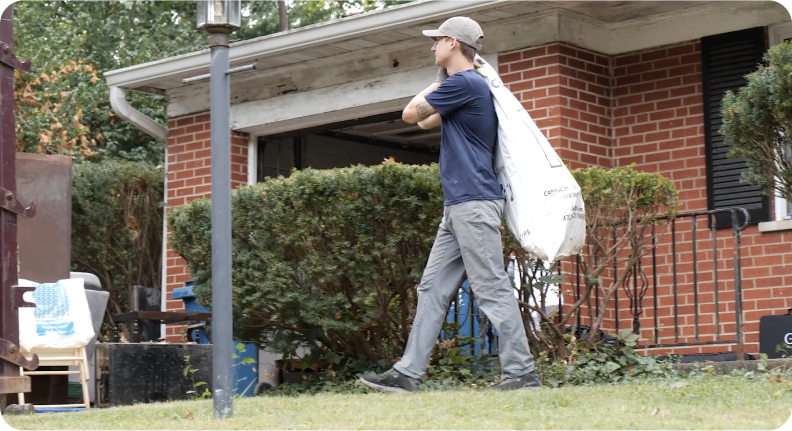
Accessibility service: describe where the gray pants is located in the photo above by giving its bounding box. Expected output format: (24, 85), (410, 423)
(393, 199), (535, 380)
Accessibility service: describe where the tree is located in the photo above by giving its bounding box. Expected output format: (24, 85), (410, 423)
(721, 42), (792, 209)
(14, 1), (204, 163)
(13, 1), (403, 164)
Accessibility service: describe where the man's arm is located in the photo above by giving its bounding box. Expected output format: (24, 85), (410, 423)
(402, 82), (440, 124)
(417, 113), (441, 130)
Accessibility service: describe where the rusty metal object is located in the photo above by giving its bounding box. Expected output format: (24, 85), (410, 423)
(15, 153), (71, 283)
(0, 42), (29, 72)
(0, 339), (37, 370)
(11, 284), (34, 309)
(0, 187), (35, 218)
(0, 5), (33, 399)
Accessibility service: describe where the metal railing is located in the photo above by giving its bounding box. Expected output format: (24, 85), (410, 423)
(446, 207), (750, 357)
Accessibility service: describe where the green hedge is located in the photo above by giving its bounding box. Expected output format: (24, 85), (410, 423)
(169, 162), (443, 360)
(169, 162), (677, 363)
(71, 160), (163, 337)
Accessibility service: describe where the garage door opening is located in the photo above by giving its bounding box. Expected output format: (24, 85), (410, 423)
(256, 112), (441, 181)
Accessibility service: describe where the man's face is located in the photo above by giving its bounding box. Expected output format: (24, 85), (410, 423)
(431, 36), (452, 67)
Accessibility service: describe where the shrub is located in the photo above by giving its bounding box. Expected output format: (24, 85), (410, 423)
(169, 162), (677, 367)
(71, 160), (163, 337)
(169, 161), (443, 360)
(505, 165), (677, 359)
(721, 42), (792, 206)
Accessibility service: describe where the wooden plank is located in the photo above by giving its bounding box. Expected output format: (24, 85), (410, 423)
(0, 376), (30, 394)
(31, 404), (88, 409)
(112, 311), (211, 324)
(231, 54), (500, 136)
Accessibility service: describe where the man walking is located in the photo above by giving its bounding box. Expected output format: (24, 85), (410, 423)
(360, 17), (540, 393)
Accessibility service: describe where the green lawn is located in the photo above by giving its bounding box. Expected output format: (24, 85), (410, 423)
(4, 375), (791, 430)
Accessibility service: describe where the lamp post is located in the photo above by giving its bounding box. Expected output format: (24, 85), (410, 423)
(196, 0), (240, 419)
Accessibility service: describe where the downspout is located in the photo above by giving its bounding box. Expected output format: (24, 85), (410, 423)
(109, 86), (170, 335)
(109, 86), (167, 142)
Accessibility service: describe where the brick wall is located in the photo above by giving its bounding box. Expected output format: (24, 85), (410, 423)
(501, 39), (791, 356)
(611, 41), (791, 355)
(163, 112), (248, 342)
(613, 41), (705, 211)
(498, 43), (612, 169)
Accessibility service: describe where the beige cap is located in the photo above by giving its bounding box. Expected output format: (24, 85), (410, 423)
(422, 17), (484, 50)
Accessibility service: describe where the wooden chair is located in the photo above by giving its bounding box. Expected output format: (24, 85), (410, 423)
(15, 276), (107, 410)
(18, 346), (91, 409)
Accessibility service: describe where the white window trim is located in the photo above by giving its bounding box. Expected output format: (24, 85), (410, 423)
(248, 135), (257, 185)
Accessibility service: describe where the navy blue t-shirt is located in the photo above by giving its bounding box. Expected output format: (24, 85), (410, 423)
(424, 69), (501, 206)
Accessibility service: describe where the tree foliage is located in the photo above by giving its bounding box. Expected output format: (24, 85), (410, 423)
(14, 1), (205, 163)
(721, 42), (792, 209)
(11, 1), (402, 325)
(13, 1), (403, 163)
(71, 160), (164, 337)
(14, 62), (103, 159)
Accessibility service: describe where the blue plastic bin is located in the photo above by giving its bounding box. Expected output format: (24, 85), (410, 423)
(170, 282), (258, 397)
(443, 280), (498, 356)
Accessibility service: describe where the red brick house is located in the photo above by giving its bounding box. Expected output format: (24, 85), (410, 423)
(105, 0), (792, 361)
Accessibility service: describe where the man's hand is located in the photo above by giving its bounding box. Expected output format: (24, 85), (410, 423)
(435, 67), (448, 83)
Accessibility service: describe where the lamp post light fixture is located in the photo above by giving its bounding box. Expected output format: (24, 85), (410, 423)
(197, 0), (241, 33)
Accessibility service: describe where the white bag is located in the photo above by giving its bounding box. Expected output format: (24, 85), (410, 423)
(474, 55), (586, 262)
(18, 278), (96, 351)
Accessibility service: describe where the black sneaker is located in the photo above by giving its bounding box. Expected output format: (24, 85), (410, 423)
(359, 368), (420, 393)
(487, 371), (542, 390)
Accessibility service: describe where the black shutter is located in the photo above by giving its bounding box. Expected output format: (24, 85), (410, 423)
(703, 27), (769, 228)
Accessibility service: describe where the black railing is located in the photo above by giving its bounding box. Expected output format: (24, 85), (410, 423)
(446, 207), (750, 357)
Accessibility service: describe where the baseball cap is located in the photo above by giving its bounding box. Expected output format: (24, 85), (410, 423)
(422, 17), (484, 50)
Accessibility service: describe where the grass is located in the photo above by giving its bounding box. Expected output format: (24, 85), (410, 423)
(4, 375), (791, 430)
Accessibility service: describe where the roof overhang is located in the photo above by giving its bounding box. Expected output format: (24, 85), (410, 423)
(105, 0), (507, 91)
(104, 0), (791, 136)
(106, 1), (791, 95)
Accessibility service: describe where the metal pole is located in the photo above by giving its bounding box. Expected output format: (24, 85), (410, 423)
(692, 215), (698, 341)
(0, 8), (21, 409)
(209, 31), (233, 419)
(731, 210), (743, 360)
(0, 5), (37, 410)
(278, 0), (288, 32)
(711, 213), (719, 339)
(672, 220), (679, 343)
(652, 224), (658, 345)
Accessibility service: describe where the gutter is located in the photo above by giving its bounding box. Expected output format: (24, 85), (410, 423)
(108, 85), (170, 323)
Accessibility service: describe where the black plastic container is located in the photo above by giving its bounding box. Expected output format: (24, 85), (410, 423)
(95, 343), (212, 407)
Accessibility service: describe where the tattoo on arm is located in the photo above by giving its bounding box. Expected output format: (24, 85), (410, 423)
(416, 101), (438, 120)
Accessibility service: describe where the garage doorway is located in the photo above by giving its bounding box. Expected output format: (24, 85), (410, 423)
(256, 112), (441, 181)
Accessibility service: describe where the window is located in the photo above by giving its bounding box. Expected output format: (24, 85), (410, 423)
(702, 27), (770, 228)
(256, 136), (302, 181)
